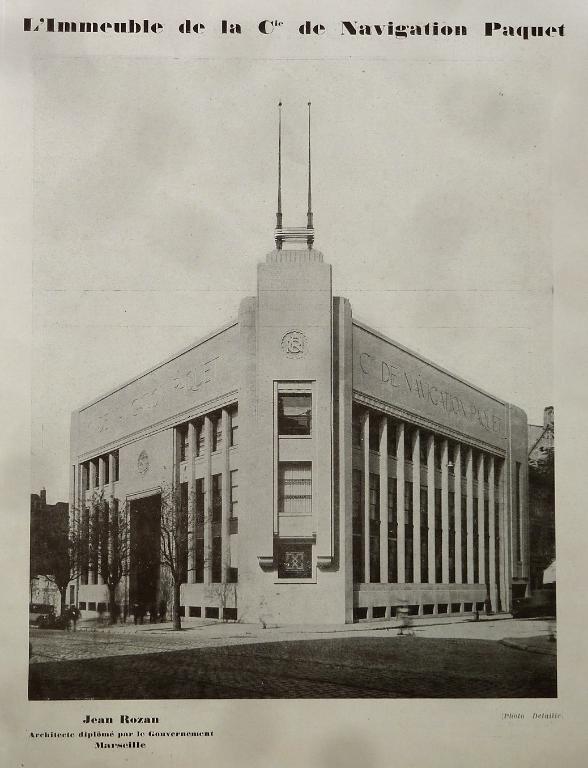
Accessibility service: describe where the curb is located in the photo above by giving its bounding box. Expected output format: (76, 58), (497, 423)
(500, 638), (557, 657)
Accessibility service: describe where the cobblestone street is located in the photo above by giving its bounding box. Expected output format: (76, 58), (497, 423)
(29, 620), (557, 699)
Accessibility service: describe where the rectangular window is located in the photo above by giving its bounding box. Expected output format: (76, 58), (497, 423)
(435, 438), (442, 471)
(495, 501), (501, 610)
(352, 406), (363, 448)
(435, 488), (442, 583)
(212, 474), (222, 523)
(277, 539), (313, 579)
(388, 478), (397, 583)
(473, 495), (479, 583)
(278, 462), (312, 516)
(196, 420), (205, 456)
(461, 495), (467, 583)
(369, 415), (380, 452)
(420, 486), (428, 583)
(387, 420), (397, 457)
(178, 424), (189, 462)
(448, 491), (456, 583)
(112, 451), (119, 482)
(484, 498), (490, 586)
(404, 426), (413, 463)
(369, 474), (380, 582)
(195, 478), (205, 525)
(420, 436), (429, 467)
(195, 538), (204, 583)
(278, 393), (312, 436)
(448, 443), (455, 475)
(229, 406), (238, 447)
(230, 470), (238, 518)
(352, 469), (364, 583)
(405, 480), (413, 583)
(369, 473), (380, 521)
(93, 459), (100, 488)
(212, 413), (222, 452)
(180, 482), (189, 583)
(212, 536), (222, 583)
(103, 455), (110, 485)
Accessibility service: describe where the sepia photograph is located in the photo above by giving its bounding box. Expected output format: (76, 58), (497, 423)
(27, 54), (555, 701)
(4, 1), (586, 765)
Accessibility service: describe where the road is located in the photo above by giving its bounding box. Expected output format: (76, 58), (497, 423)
(29, 624), (556, 699)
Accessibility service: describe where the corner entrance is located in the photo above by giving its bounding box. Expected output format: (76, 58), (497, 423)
(129, 493), (161, 618)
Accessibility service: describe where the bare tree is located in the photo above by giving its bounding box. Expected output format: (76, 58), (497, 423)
(90, 491), (131, 624)
(159, 483), (189, 630)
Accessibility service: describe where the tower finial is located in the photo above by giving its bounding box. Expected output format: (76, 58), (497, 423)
(274, 101), (314, 250)
(307, 101), (313, 247)
(276, 101), (283, 247)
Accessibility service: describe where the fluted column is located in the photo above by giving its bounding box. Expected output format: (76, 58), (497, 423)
(454, 445), (463, 584)
(203, 415), (213, 585)
(187, 422), (196, 583)
(412, 429), (421, 584)
(466, 448), (474, 584)
(427, 434), (435, 583)
(362, 410), (370, 584)
(221, 408), (231, 583)
(477, 453), (486, 585)
(441, 440), (449, 584)
(488, 457), (497, 610)
(379, 415), (388, 584)
(396, 422), (406, 584)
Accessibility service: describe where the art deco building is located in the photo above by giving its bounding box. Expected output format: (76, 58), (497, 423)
(69, 107), (529, 624)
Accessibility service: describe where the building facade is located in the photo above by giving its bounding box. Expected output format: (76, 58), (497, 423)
(69, 246), (530, 624)
(528, 407), (555, 590)
(30, 488), (69, 607)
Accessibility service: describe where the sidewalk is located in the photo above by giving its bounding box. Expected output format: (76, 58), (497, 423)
(75, 611), (516, 639)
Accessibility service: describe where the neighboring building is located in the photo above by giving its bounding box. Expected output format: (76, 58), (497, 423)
(30, 575), (60, 613)
(30, 489), (69, 607)
(69, 113), (529, 624)
(528, 407), (555, 590)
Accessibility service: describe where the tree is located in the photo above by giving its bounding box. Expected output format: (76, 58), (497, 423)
(30, 504), (84, 617)
(91, 491), (131, 624)
(529, 445), (556, 583)
(159, 483), (189, 630)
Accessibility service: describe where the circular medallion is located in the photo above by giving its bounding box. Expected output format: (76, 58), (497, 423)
(281, 330), (307, 358)
(137, 449), (149, 475)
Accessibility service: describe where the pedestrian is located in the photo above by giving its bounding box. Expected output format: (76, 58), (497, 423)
(158, 598), (167, 623)
(133, 602), (139, 625)
(71, 605), (80, 631)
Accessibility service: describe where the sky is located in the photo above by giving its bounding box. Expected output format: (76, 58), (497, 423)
(31, 54), (553, 502)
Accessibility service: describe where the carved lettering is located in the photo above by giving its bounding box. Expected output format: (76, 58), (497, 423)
(358, 349), (504, 437)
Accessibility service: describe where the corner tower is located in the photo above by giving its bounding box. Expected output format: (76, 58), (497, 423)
(237, 104), (349, 624)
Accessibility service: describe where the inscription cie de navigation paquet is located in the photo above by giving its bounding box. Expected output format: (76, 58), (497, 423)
(358, 352), (504, 436)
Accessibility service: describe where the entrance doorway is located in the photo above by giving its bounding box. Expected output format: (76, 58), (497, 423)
(129, 493), (161, 619)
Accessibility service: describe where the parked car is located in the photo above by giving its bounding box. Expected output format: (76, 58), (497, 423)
(29, 602), (55, 627)
(511, 588), (556, 618)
